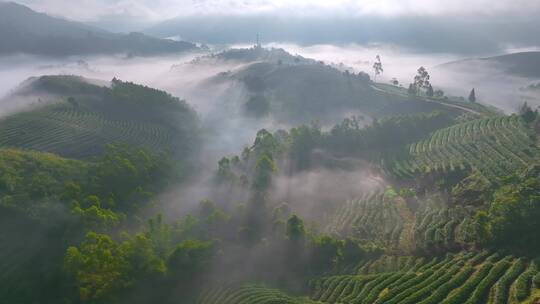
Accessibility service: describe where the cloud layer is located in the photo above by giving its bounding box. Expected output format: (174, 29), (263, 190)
(16, 0), (540, 23)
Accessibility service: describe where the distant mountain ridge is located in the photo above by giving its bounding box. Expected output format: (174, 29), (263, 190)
(440, 51), (540, 78)
(190, 46), (316, 65)
(0, 1), (199, 56)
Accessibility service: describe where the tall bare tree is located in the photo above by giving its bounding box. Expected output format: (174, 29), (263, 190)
(372, 55), (383, 81)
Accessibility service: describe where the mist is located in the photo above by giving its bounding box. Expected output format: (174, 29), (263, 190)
(264, 43), (540, 112)
(1, 41), (538, 221)
(271, 165), (386, 221)
(4, 2), (540, 302)
(145, 14), (540, 55)
(0, 50), (314, 216)
(2, 42), (536, 117)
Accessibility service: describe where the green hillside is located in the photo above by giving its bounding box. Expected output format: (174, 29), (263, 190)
(198, 285), (317, 304)
(372, 83), (498, 115)
(0, 76), (203, 303)
(1, 52), (540, 304)
(191, 46), (316, 65)
(0, 145), (179, 302)
(388, 115), (539, 180)
(0, 76), (199, 159)
(200, 99), (539, 304)
(324, 191), (480, 254)
(213, 59), (467, 124)
(309, 252), (539, 304)
(197, 252), (540, 304)
(325, 190), (407, 249)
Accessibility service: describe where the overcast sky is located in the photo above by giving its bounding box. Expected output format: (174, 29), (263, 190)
(16, 0), (540, 22)
(10, 0), (540, 54)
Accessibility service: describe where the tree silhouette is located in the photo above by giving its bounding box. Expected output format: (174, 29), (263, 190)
(372, 55), (383, 81)
(520, 102), (537, 123)
(411, 66), (431, 96)
(426, 84), (434, 98)
(286, 215), (306, 243)
(468, 88), (476, 102)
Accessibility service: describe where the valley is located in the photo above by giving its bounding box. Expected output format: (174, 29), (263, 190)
(0, 2), (539, 304)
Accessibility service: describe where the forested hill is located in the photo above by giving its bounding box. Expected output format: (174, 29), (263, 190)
(0, 76), (202, 303)
(0, 2), (199, 56)
(0, 75), (200, 159)
(216, 61), (472, 124)
(191, 46), (317, 65)
(0, 75), (538, 303)
(193, 47), (486, 125)
(203, 99), (540, 303)
(0, 48), (539, 304)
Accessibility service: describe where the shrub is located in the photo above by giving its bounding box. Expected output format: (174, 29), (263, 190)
(417, 265), (474, 304)
(441, 262), (494, 304)
(492, 259), (525, 304)
(514, 261), (538, 301)
(464, 257), (511, 304)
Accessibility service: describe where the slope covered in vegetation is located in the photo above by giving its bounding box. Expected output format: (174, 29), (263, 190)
(1, 47), (540, 304)
(203, 98), (539, 304)
(0, 76), (199, 160)
(0, 2), (198, 56)
(0, 77), (203, 303)
(0, 145), (181, 303)
(310, 252), (540, 304)
(203, 49), (467, 124)
(389, 115), (539, 180)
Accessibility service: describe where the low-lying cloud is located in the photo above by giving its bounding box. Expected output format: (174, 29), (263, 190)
(1, 42), (538, 221)
(264, 43), (540, 112)
(17, 0), (540, 23)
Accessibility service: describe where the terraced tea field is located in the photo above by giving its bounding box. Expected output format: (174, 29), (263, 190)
(197, 285), (317, 304)
(197, 252), (539, 304)
(413, 203), (476, 251)
(325, 191), (407, 248)
(326, 192), (511, 253)
(310, 251), (540, 304)
(325, 190), (477, 252)
(389, 115), (539, 180)
(0, 103), (173, 159)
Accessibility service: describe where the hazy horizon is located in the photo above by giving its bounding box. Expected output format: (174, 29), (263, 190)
(4, 0), (539, 55)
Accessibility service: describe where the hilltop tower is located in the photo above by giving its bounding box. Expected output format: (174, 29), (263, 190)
(256, 33), (261, 49)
